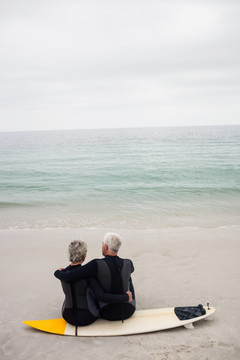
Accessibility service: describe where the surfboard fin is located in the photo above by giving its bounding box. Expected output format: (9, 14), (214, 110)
(184, 323), (194, 330)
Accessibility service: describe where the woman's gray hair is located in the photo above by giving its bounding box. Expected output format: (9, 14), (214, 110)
(68, 240), (87, 263)
(103, 232), (122, 253)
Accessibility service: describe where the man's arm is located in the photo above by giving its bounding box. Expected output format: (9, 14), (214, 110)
(89, 278), (130, 303)
(129, 277), (135, 300)
(54, 260), (97, 282)
(130, 260), (134, 273)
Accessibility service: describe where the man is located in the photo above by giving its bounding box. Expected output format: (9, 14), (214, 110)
(54, 232), (136, 321)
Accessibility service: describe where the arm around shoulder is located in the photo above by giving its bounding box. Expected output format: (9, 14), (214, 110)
(54, 260), (98, 282)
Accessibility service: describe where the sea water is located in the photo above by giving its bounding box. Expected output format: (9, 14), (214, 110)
(0, 126), (240, 229)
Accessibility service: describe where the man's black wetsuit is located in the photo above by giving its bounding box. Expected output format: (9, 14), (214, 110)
(54, 256), (136, 321)
(55, 264), (129, 326)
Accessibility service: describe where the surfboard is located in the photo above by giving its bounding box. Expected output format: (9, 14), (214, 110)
(23, 305), (215, 336)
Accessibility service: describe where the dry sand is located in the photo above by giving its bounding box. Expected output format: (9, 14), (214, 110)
(0, 226), (240, 360)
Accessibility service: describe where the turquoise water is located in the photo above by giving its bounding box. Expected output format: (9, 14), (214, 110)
(0, 126), (240, 229)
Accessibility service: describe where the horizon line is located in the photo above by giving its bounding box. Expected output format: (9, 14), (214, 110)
(0, 124), (239, 134)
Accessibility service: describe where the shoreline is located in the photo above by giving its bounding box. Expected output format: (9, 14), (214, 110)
(1, 220), (240, 231)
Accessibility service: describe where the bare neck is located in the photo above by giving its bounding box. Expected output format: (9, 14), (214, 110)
(105, 251), (118, 257)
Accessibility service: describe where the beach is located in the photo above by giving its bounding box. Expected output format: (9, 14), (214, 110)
(1, 126), (240, 359)
(1, 0), (240, 355)
(1, 226), (240, 359)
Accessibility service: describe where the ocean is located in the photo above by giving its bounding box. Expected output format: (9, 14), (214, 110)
(0, 126), (239, 229)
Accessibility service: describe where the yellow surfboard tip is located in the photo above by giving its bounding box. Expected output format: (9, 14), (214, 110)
(23, 318), (67, 335)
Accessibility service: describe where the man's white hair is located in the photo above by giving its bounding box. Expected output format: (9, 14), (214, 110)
(103, 232), (122, 253)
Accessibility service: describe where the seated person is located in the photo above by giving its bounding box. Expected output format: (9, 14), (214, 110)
(55, 233), (136, 321)
(55, 240), (132, 326)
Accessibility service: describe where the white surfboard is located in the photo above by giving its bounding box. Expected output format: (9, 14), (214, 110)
(23, 305), (215, 336)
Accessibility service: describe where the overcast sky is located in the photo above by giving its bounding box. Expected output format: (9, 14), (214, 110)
(0, 0), (240, 132)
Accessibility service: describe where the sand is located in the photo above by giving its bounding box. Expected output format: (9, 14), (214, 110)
(0, 226), (240, 360)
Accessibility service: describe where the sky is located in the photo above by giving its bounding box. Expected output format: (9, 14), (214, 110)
(0, 0), (240, 132)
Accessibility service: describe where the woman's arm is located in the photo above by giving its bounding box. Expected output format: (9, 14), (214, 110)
(89, 278), (129, 303)
(54, 260), (97, 282)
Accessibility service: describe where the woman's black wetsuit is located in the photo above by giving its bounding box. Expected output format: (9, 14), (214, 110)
(56, 264), (129, 326)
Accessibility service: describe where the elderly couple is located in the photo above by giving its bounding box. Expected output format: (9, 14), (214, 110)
(54, 232), (136, 326)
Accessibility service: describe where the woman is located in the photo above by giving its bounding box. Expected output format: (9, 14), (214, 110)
(55, 240), (132, 326)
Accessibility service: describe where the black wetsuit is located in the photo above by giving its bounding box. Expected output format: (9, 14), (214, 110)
(54, 256), (136, 321)
(55, 263), (130, 326)
(59, 264), (96, 326)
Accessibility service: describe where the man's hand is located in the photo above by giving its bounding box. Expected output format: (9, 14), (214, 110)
(126, 291), (132, 302)
(57, 268), (64, 271)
